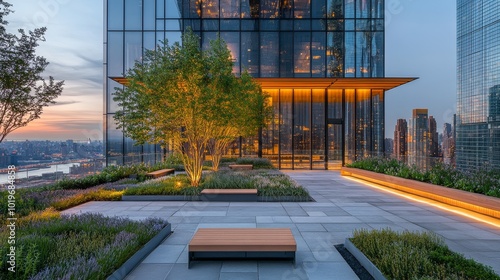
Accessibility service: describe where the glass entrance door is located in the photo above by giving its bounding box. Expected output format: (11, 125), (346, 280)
(327, 123), (343, 169)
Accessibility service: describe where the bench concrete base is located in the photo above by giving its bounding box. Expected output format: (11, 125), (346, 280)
(228, 164), (253, 170)
(188, 251), (295, 268)
(200, 189), (258, 202)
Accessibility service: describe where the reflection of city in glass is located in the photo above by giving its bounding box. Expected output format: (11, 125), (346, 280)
(457, 1), (500, 170)
(104, 0), (413, 169)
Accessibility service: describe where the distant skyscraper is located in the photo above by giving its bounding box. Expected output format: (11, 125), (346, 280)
(408, 109), (428, 169)
(428, 116), (438, 157)
(393, 119), (407, 161)
(443, 122), (455, 165)
(457, 1), (500, 170)
(384, 138), (394, 156)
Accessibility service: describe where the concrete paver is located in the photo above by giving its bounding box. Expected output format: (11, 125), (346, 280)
(62, 170), (500, 279)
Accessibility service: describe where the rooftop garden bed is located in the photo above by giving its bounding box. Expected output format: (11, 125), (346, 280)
(347, 158), (500, 198)
(349, 228), (500, 280)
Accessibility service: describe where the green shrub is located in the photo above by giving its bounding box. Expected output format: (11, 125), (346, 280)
(351, 228), (500, 280)
(235, 157), (275, 169)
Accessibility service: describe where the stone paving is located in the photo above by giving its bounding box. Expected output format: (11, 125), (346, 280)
(62, 170), (500, 280)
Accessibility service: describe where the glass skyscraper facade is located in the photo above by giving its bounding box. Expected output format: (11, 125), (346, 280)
(104, 0), (414, 169)
(457, 0), (500, 170)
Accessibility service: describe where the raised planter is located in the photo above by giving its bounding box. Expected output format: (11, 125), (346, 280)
(107, 223), (172, 280)
(344, 238), (386, 280)
(122, 195), (200, 201)
(341, 167), (500, 219)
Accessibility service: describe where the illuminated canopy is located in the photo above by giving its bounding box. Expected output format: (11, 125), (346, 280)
(111, 77), (417, 91)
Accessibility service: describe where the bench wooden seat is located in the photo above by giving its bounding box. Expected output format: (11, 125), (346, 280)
(188, 228), (296, 268)
(200, 189), (258, 202)
(145, 168), (175, 179)
(228, 164), (253, 170)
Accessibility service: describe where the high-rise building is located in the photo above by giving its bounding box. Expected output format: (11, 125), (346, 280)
(428, 116), (438, 157)
(104, 0), (415, 169)
(457, 1), (500, 170)
(442, 122), (455, 165)
(384, 138), (393, 156)
(408, 109), (428, 169)
(393, 118), (407, 161)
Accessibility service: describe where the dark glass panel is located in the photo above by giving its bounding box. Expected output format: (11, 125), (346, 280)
(372, 90), (384, 155)
(327, 90), (343, 169)
(166, 0), (182, 18)
(371, 31), (384, 77)
(344, 32), (355, 77)
(280, 32), (293, 77)
(125, 0), (142, 30)
(107, 114), (123, 165)
(107, 79), (123, 113)
(311, 0), (326, 18)
(294, 19), (311, 31)
(327, 0), (343, 18)
(356, 89), (371, 159)
(108, 0), (124, 30)
(312, 19), (327, 30)
(125, 32), (142, 71)
(125, 137), (142, 164)
(260, 32), (279, 77)
(294, 32), (311, 77)
(143, 1), (156, 30)
(345, 0), (354, 18)
(327, 19), (344, 31)
(221, 19), (240, 30)
(241, 0), (259, 18)
(356, 19), (370, 31)
(157, 0), (165, 18)
(356, 0), (370, 18)
(165, 20), (182, 30)
(202, 0), (219, 18)
(294, 0), (310, 18)
(345, 19), (355, 30)
(311, 32), (326, 77)
(327, 89), (342, 119)
(202, 19), (219, 30)
(184, 19), (201, 31)
(260, 19), (279, 30)
(294, 89), (311, 169)
(371, 0), (383, 18)
(107, 32), (124, 77)
(188, 0), (201, 18)
(241, 32), (260, 75)
(143, 32), (156, 54)
(280, 0), (293, 18)
(344, 89), (355, 163)
(374, 19), (384, 30)
(280, 19), (293, 30)
(356, 31), (370, 77)
(280, 89), (293, 168)
(327, 32), (343, 77)
(242, 136), (259, 156)
(220, 0), (240, 18)
(221, 32), (240, 74)
(262, 89), (279, 166)
(241, 19), (258, 30)
(312, 89), (325, 169)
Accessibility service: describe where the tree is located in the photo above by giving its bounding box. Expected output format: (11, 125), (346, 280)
(0, 1), (64, 143)
(113, 29), (269, 186)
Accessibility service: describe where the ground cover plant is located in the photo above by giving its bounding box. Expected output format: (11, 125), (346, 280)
(0, 212), (169, 280)
(347, 158), (500, 198)
(350, 228), (500, 280)
(124, 170), (310, 200)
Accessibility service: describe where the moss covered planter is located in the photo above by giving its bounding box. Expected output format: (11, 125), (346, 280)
(108, 224), (172, 280)
(344, 238), (386, 280)
(341, 167), (500, 219)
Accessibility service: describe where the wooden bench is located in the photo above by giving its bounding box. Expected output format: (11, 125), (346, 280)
(200, 189), (258, 202)
(145, 168), (175, 179)
(228, 164), (253, 170)
(188, 228), (296, 268)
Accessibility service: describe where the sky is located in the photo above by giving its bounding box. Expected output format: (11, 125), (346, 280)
(4, 0), (456, 141)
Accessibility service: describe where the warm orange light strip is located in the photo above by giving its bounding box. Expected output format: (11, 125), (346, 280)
(344, 176), (500, 229)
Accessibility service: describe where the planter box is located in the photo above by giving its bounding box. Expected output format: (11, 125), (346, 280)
(344, 238), (386, 280)
(122, 195), (200, 201)
(107, 223), (172, 280)
(341, 167), (500, 219)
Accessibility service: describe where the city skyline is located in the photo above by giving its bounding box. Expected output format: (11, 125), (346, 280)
(4, 0), (456, 141)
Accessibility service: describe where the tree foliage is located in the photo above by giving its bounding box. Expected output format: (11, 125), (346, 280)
(113, 29), (270, 186)
(0, 1), (64, 142)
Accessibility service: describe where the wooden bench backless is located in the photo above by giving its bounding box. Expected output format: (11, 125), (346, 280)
(188, 228), (296, 268)
(145, 168), (175, 178)
(228, 164), (253, 170)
